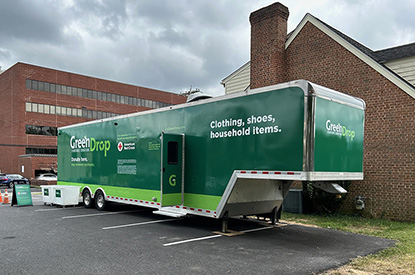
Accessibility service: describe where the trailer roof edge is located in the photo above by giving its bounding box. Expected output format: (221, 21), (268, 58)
(58, 79), (365, 130)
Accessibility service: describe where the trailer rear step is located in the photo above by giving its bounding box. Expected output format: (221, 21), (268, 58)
(153, 208), (187, 218)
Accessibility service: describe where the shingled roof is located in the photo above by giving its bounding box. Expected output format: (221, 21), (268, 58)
(285, 13), (415, 97)
(224, 12), (415, 97)
(373, 42), (415, 63)
(312, 16), (415, 65)
(313, 16), (380, 61)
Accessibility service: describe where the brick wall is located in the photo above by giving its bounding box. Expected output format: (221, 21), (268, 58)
(285, 22), (415, 221)
(19, 155), (57, 180)
(0, 63), (186, 176)
(250, 3), (289, 89)
(249, 3), (415, 221)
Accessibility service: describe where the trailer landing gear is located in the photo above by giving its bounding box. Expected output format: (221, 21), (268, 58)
(222, 211), (229, 233)
(271, 206), (282, 225)
(213, 212), (244, 236)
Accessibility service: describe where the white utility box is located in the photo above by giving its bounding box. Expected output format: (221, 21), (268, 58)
(41, 185), (56, 205)
(53, 186), (81, 206)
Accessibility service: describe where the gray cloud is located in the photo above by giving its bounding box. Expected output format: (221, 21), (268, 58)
(68, 0), (128, 40)
(0, 0), (65, 43)
(0, 0), (414, 96)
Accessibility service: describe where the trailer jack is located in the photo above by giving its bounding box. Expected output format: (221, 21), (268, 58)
(271, 206), (282, 225)
(221, 211), (229, 233)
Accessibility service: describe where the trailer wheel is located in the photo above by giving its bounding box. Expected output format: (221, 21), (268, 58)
(83, 190), (93, 208)
(95, 190), (108, 211)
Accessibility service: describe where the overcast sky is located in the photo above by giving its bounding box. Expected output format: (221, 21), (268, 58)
(1, 0), (414, 96)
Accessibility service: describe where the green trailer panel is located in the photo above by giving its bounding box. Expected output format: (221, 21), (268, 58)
(314, 97), (365, 172)
(57, 80), (365, 218)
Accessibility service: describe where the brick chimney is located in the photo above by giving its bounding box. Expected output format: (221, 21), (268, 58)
(250, 2), (289, 89)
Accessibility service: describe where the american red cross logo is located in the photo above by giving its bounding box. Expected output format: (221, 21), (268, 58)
(117, 141), (123, 152)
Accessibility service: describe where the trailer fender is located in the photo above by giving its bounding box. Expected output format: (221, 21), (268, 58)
(94, 187), (107, 200)
(82, 186), (93, 198)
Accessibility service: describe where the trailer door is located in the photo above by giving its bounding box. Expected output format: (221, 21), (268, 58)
(161, 133), (184, 206)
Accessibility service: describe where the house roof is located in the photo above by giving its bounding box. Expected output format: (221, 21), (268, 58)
(309, 16), (415, 92)
(224, 13), (415, 98)
(312, 17), (379, 61)
(286, 13), (415, 99)
(314, 17), (415, 64)
(373, 42), (415, 63)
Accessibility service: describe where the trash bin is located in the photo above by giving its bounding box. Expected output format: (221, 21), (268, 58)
(53, 186), (81, 207)
(41, 185), (56, 205)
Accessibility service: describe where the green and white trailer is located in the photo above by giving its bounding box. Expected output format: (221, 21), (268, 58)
(57, 80), (365, 227)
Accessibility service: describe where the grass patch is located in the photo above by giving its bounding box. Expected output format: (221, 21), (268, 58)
(281, 212), (415, 274)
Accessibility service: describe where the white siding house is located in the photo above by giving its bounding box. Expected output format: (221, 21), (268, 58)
(384, 57), (415, 86)
(221, 62), (250, 95)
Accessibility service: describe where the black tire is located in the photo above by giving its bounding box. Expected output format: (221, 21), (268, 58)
(8, 181), (14, 188)
(83, 189), (94, 208)
(95, 190), (108, 211)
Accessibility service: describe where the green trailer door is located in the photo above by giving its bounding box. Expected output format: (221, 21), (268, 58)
(161, 133), (184, 206)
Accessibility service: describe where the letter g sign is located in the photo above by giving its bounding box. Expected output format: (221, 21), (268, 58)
(169, 174), (177, 187)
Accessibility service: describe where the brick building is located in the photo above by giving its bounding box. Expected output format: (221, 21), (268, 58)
(0, 62), (185, 179)
(223, 3), (415, 221)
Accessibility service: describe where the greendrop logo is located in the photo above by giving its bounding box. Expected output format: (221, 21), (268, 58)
(325, 120), (356, 141)
(70, 136), (111, 157)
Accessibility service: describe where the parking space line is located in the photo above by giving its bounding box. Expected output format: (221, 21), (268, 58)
(163, 234), (223, 247)
(62, 210), (144, 219)
(35, 207), (84, 212)
(163, 226), (274, 247)
(240, 226), (274, 234)
(102, 218), (178, 230)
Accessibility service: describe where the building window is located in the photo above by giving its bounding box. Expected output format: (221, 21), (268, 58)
(26, 125), (57, 136)
(32, 103), (38, 112)
(25, 147), (57, 155)
(25, 78), (173, 110)
(25, 102), (32, 112)
(44, 104), (50, 114)
(32, 80), (38, 90)
(56, 84), (61, 93)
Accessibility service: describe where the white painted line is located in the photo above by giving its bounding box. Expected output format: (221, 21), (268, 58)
(102, 218), (178, 230)
(163, 226), (274, 247)
(240, 226), (274, 233)
(62, 210), (143, 219)
(35, 207), (83, 212)
(163, 234), (222, 247)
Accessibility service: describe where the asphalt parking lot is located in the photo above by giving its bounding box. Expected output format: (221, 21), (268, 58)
(1, 189), (394, 275)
